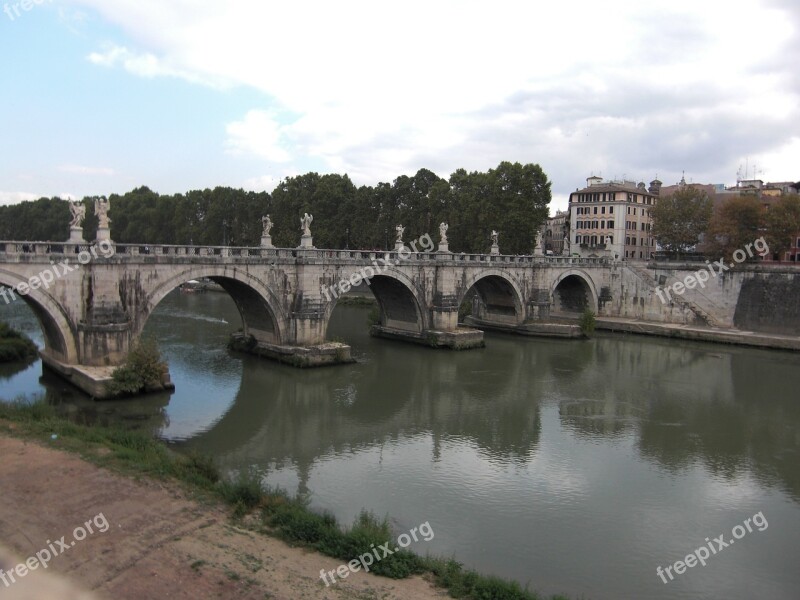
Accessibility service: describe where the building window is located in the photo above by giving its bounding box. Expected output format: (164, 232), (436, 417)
(594, 207), (598, 214)
(601, 221), (605, 229)
(609, 206), (614, 214)
(601, 206), (606, 214)
(608, 220), (614, 229)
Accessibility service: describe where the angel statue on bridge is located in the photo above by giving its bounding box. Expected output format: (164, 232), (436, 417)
(395, 224), (405, 243)
(262, 215), (273, 237)
(69, 201), (85, 228)
(439, 222), (448, 244)
(491, 230), (499, 245)
(95, 198), (111, 229)
(300, 213), (313, 237)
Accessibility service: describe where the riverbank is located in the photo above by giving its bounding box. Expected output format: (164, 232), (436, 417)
(0, 402), (568, 600)
(595, 316), (800, 351)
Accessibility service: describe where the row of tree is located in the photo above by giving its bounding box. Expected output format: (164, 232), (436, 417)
(651, 186), (800, 259)
(0, 162), (552, 255)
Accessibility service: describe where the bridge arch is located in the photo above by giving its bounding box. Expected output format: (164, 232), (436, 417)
(138, 267), (287, 345)
(323, 267), (428, 335)
(551, 269), (599, 315)
(458, 269), (525, 325)
(0, 268), (78, 363)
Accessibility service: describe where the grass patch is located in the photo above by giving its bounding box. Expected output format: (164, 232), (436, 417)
(0, 399), (574, 600)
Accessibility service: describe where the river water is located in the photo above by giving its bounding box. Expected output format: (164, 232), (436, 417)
(2, 291), (799, 599)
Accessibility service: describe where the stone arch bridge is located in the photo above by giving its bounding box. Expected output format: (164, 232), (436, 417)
(0, 241), (616, 395)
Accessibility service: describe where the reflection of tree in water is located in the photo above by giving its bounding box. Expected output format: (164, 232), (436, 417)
(0, 359), (35, 381)
(637, 350), (800, 502)
(36, 366), (172, 434)
(549, 336), (800, 502)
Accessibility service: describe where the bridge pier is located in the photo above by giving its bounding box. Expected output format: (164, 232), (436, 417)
(229, 293), (354, 367)
(370, 324), (485, 349)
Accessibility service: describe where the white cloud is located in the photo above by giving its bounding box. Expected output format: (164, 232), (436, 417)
(87, 44), (229, 88)
(0, 192), (41, 206)
(72, 0), (800, 195)
(242, 174), (281, 192)
(225, 110), (291, 163)
(58, 164), (115, 176)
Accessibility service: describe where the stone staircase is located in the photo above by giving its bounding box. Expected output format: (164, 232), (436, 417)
(627, 263), (721, 328)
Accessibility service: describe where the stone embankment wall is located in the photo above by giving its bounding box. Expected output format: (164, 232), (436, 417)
(610, 262), (800, 334)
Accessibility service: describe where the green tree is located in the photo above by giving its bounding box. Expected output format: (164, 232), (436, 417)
(706, 195), (763, 260)
(0, 197), (70, 241)
(764, 194), (800, 258)
(651, 186), (713, 254)
(448, 162), (550, 254)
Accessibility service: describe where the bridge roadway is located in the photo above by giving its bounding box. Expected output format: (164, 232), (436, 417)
(0, 240), (614, 397)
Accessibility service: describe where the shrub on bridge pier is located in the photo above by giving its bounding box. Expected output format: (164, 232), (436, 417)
(108, 338), (169, 396)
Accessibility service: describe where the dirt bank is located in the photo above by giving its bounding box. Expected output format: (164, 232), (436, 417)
(0, 435), (446, 600)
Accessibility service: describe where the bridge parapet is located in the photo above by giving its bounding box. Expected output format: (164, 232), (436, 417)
(1, 241), (612, 267)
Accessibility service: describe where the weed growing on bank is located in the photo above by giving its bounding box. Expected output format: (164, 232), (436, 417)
(0, 400), (572, 600)
(579, 309), (596, 338)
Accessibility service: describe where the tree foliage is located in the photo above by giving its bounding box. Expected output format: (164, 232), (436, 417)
(0, 197), (70, 241)
(706, 195), (763, 260)
(764, 194), (800, 257)
(0, 162), (551, 253)
(0, 321), (38, 363)
(651, 186), (713, 253)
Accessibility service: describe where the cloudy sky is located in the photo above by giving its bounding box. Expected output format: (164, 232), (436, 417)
(1, 0), (798, 212)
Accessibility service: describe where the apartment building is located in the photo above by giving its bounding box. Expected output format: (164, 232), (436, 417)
(568, 175), (659, 260)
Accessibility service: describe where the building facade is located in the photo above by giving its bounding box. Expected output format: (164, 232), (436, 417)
(568, 176), (659, 260)
(543, 210), (569, 255)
